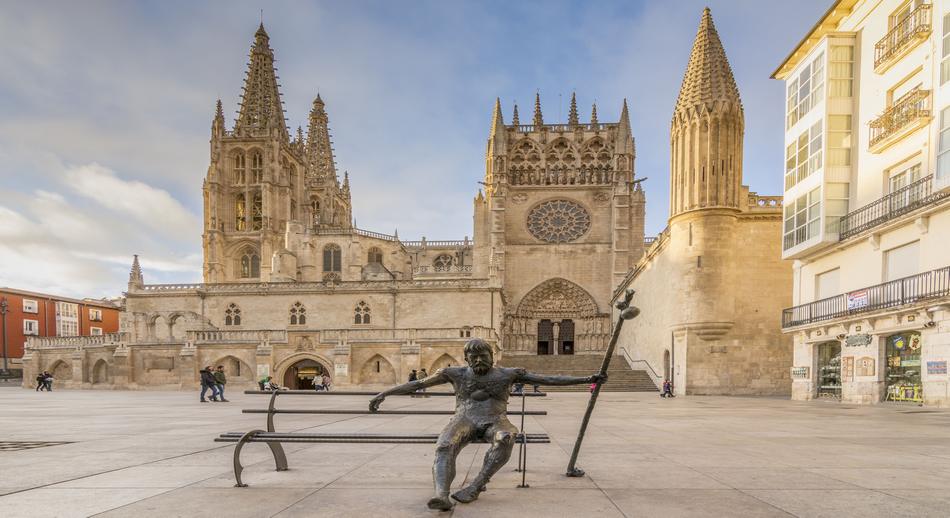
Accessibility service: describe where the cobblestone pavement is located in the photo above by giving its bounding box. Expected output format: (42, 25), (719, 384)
(1, 387), (950, 517)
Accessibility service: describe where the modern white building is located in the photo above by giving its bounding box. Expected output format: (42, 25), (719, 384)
(774, 0), (950, 405)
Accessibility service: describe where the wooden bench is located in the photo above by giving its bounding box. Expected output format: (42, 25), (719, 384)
(215, 389), (549, 488)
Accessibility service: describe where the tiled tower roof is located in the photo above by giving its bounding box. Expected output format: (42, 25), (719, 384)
(673, 8), (742, 119)
(234, 23), (289, 140)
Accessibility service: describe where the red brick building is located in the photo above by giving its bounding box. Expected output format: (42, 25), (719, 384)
(0, 288), (121, 368)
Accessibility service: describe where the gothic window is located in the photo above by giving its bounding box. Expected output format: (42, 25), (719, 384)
(240, 249), (260, 278)
(367, 247), (383, 264)
(527, 200), (591, 243)
(251, 151), (264, 183)
(235, 194), (246, 231)
(323, 244), (341, 272)
(233, 152), (246, 184)
(433, 254), (453, 272)
(225, 303), (241, 326)
(251, 192), (263, 230)
(354, 301), (371, 325)
(289, 302), (306, 325)
(323, 272), (341, 284)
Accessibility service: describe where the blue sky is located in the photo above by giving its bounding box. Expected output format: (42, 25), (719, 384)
(0, 0), (830, 297)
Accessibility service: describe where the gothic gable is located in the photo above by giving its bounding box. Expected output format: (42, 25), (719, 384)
(515, 278), (599, 318)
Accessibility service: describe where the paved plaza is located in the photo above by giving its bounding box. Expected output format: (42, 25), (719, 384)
(1, 387), (950, 517)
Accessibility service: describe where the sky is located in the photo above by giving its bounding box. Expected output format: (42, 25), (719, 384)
(0, 0), (831, 298)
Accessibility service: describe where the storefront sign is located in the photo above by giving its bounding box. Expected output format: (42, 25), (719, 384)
(791, 366), (809, 379)
(847, 289), (869, 310)
(845, 334), (872, 347)
(857, 357), (875, 377)
(842, 357), (855, 381)
(927, 361), (948, 375)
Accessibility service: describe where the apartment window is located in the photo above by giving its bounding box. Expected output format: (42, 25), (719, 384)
(884, 240), (920, 281)
(826, 115), (852, 166)
(942, 13), (950, 84)
(90, 327), (103, 336)
(829, 45), (854, 97)
(786, 52), (825, 128)
(937, 107), (950, 184)
(22, 299), (38, 314)
(89, 308), (102, 321)
(23, 319), (39, 335)
(783, 187), (821, 250)
(815, 268), (840, 300)
(888, 163), (921, 193)
(785, 121), (823, 190)
(825, 183), (850, 234)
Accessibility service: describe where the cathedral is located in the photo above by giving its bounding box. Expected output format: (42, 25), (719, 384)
(23, 9), (792, 395)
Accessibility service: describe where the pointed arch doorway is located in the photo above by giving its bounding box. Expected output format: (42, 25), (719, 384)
(283, 358), (329, 390)
(537, 319), (575, 355)
(512, 278), (599, 355)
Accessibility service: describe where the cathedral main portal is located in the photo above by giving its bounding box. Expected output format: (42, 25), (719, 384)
(503, 278), (610, 355)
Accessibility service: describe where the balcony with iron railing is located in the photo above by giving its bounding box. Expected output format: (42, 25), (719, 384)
(869, 87), (931, 152)
(839, 174), (949, 240)
(782, 265), (950, 328)
(874, 3), (932, 72)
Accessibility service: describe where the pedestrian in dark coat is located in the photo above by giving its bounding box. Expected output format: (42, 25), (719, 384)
(199, 366), (219, 402)
(213, 365), (229, 402)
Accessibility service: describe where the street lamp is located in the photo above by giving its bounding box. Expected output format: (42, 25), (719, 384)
(0, 297), (8, 376)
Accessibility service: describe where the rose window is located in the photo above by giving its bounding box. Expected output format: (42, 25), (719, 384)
(527, 200), (590, 243)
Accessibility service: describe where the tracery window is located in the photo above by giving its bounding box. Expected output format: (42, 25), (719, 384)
(235, 194), (246, 231)
(433, 254), (453, 272)
(289, 302), (306, 325)
(367, 247), (383, 264)
(240, 249), (260, 278)
(526, 200), (591, 243)
(251, 151), (264, 183)
(233, 152), (246, 184)
(323, 272), (341, 284)
(323, 244), (341, 272)
(251, 192), (263, 230)
(354, 301), (371, 325)
(225, 303), (241, 326)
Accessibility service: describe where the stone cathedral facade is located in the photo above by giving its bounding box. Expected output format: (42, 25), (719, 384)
(23, 10), (791, 394)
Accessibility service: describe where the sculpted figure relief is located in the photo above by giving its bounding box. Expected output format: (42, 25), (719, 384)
(370, 338), (604, 511)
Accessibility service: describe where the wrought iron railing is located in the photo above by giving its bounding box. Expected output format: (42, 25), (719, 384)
(782, 265), (950, 328)
(874, 4), (932, 70)
(868, 87), (931, 149)
(839, 174), (948, 240)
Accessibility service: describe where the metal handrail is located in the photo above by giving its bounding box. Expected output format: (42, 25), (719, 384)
(874, 4), (932, 70)
(868, 87), (931, 148)
(839, 174), (948, 240)
(782, 265), (950, 328)
(618, 347), (662, 384)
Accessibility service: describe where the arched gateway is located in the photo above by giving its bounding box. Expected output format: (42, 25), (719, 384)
(503, 278), (610, 355)
(282, 358), (331, 390)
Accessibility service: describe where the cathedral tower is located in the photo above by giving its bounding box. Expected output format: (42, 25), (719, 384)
(669, 7), (743, 219)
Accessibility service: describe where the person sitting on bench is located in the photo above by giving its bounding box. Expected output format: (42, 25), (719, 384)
(370, 338), (604, 511)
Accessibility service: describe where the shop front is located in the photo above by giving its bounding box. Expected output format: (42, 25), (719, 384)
(885, 331), (922, 403)
(816, 341), (841, 399)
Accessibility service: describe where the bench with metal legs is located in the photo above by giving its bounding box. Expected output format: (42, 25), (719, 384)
(215, 389), (548, 488)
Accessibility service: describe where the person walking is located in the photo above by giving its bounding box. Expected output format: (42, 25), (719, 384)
(199, 366), (218, 402)
(408, 369), (418, 383)
(661, 379), (675, 398)
(43, 371), (54, 391)
(35, 372), (45, 391)
(418, 368), (429, 396)
(321, 374), (331, 391)
(213, 365), (229, 402)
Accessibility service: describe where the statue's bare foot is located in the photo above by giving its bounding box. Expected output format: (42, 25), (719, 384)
(451, 484), (484, 503)
(427, 496), (454, 511)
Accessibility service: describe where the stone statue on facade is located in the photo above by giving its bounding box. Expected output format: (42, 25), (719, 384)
(369, 338), (604, 511)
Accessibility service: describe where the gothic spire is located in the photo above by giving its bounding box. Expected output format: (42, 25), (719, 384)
(212, 99), (225, 135)
(619, 98), (630, 130)
(532, 92), (543, 126)
(568, 92), (579, 126)
(128, 254), (144, 288)
(491, 97), (505, 130)
(233, 23), (289, 141)
(512, 102), (520, 126)
(307, 93), (337, 181)
(674, 7), (742, 119)
(590, 102), (598, 125)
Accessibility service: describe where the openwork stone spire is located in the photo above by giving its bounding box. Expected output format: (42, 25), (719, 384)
(673, 7), (742, 119)
(533, 92), (543, 126)
(568, 92), (579, 126)
(212, 99), (225, 135)
(512, 103), (520, 125)
(490, 97), (504, 134)
(590, 102), (598, 125)
(128, 254), (144, 288)
(669, 7), (744, 218)
(307, 93), (338, 181)
(233, 23), (289, 141)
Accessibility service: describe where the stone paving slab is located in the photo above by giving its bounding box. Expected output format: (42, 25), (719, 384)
(2, 388), (950, 517)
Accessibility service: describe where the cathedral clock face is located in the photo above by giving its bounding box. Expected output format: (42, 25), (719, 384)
(526, 199), (591, 243)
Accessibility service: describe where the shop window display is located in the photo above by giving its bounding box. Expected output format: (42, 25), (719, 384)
(885, 332), (922, 402)
(817, 341), (841, 398)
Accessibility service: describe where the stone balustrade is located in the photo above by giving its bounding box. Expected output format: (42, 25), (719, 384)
(28, 332), (128, 350)
(188, 329), (289, 344)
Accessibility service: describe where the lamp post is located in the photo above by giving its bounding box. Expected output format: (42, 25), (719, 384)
(0, 297), (8, 376)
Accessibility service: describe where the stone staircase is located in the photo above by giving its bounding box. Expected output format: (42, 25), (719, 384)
(498, 354), (659, 392)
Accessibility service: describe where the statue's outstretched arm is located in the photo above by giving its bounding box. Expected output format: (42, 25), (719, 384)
(369, 371), (449, 412)
(517, 370), (605, 386)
